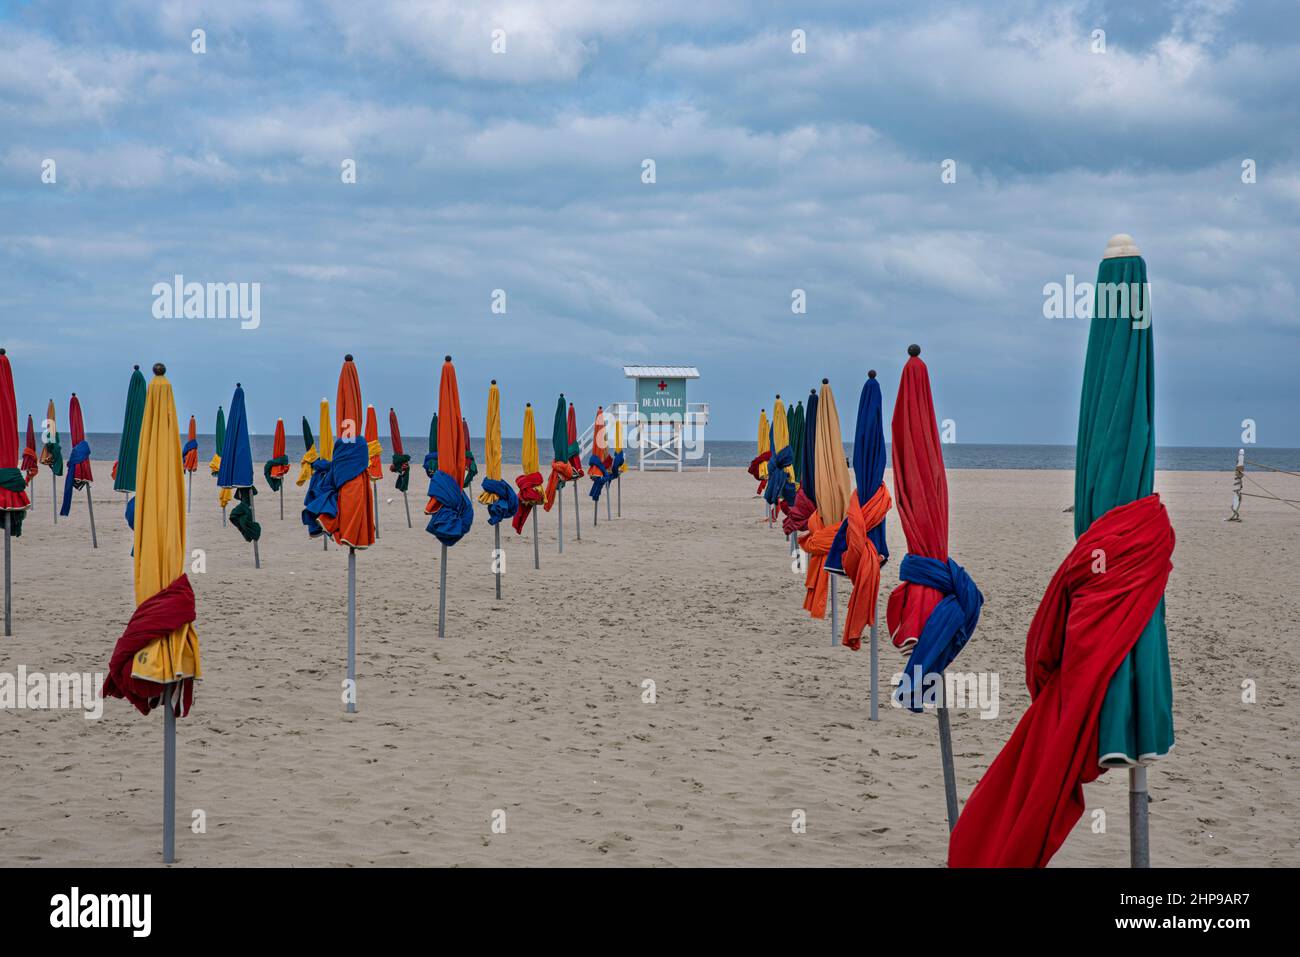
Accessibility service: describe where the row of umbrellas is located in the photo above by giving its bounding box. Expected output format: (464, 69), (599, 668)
(750, 236), (1175, 869)
(0, 350), (630, 863)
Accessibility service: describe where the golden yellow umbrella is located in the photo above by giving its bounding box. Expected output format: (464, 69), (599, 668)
(756, 409), (770, 479)
(813, 378), (852, 640)
(477, 381), (503, 507)
(102, 363), (200, 863)
(316, 398), (334, 550)
(515, 401), (543, 569)
(476, 380), (516, 599)
(772, 394), (795, 484)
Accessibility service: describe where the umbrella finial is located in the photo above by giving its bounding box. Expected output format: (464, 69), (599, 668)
(236, 382), (241, 388)
(445, 355), (452, 362)
(775, 393), (781, 399)
(133, 364), (139, 370)
(821, 378), (828, 384)
(526, 402), (531, 407)
(152, 363), (166, 376)
(1103, 234), (1141, 258)
(0, 348), (5, 355)
(907, 344), (921, 357)
(868, 369), (877, 378)
(491, 379), (496, 385)
(345, 354), (353, 362)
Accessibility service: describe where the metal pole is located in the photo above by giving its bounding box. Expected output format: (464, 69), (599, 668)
(593, 498), (598, 527)
(186, 471), (192, 514)
(437, 543), (448, 638)
(1130, 767), (1150, 867)
(279, 484), (283, 520)
(558, 488), (564, 554)
(606, 487), (611, 521)
(829, 575), (838, 647)
(249, 494), (260, 569)
(51, 472), (56, 524)
(869, 621), (879, 721)
(573, 482), (581, 540)
(1228, 448), (1245, 521)
(938, 678), (959, 831)
(3, 512), (10, 636)
(221, 505), (226, 527)
(531, 507), (540, 569)
(85, 486), (98, 548)
(346, 548), (356, 713)
(162, 685), (176, 863)
(494, 525), (501, 599)
(373, 481), (379, 538)
(402, 489), (412, 528)
(617, 474), (621, 517)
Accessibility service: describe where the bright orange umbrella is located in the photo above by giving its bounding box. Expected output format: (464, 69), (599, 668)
(182, 415), (198, 513)
(426, 356), (473, 638)
(318, 356), (375, 550)
(266, 418), (290, 519)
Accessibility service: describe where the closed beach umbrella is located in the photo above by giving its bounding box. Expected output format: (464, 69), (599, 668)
(424, 413), (437, 476)
(586, 407), (616, 514)
(781, 388), (819, 542)
(365, 404), (382, 535)
(544, 394), (577, 552)
(612, 410), (626, 516)
(264, 418), (291, 520)
(798, 380), (850, 625)
(40, 398), (61, 523)
(22, 414), (38, 487)
(101, 362), (201, 863)
(307, 399), (335, 550)
(114, 365), (147, 494)
(790, 400), (805, 485)
(951, 237), (1174, 867)
(512, 403), (544, 568)
(887, 345), (984, 832)
(426, 357), (473, 638)
(747, 408), (772, 499)
(209, 405), (231, 523)
(565, 402), (583, 541)
(388, 408), (412, 527)
(764, 395), (797, 522)
(218, 384), (261, 566)
(295, 416), (317, 487)
(61, 393), (98, 547)
(477, 381), (517, 597)
(182, 415), (198, 513)
(0, 349), (32, 635)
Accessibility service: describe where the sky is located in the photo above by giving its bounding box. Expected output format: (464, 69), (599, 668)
(1, 0), (1297, 444)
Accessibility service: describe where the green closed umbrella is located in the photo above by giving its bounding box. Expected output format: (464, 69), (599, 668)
(1075, 233), (1172, 865)
(113, 365), (147, 494)
(790, 400), (805, 485)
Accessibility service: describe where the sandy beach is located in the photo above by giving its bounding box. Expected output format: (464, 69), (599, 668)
(1, 463), (1296, 867)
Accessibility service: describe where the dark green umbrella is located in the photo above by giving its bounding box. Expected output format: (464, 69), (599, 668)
(210, 406), (225, 475)
(113, 365), (146, 494)
(791, 400), (806, 485)
(1075, 233), (1172, 865)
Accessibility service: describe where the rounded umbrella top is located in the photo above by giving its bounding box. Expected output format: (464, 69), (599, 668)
(437, 357), (465, 482)
(813, 380), (851, 527)
(114, 365), (147, 493)
(69, 393), (93, 483)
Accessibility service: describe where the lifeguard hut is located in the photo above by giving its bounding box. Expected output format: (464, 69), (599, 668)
(613, 366), (706, 471)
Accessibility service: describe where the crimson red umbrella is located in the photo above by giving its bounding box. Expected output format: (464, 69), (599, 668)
(61, 393), (98, 548)
(566, 402), (583, 541)
(1, 349), (32, 636)
(388, 408), (412, 527)
(887, 345), (983, 833)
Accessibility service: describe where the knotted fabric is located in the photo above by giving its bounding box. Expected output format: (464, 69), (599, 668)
(59, 439), (91, 516)
(301, 440), (367, 538)
(263, 455), (290, 492)
(837, 484), (893, 650)
(763, 446), (797, 514)
(22, 417), (39, 484)
(512, 472), (544, 534)
(481, 477), (518, 525)
(893, 553), (984, 712)
(798, 512), (839, 619)
(230, 486), (262, 542)
(182, 438), (199, 471)
(296, 445), (318, 486)
(102, 574), (198, 717)
(425, 470), (473, 546)
(544, 461), (575, 510)
(41, 439), (63, 475)
(748, 450), (771, 495)
(782, 487), (816, 536)
(390, 452), (411, 492)
(949, 495), (1174, 868)
(0, 468), (28, 536)
(587, 454), (616, 502)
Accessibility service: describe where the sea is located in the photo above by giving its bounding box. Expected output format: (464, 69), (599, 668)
(69, 433), (1300, 473)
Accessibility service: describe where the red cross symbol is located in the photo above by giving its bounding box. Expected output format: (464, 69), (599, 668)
(657, 380), (667, 391)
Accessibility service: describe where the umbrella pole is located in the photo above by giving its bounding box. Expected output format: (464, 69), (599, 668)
(1130, 767), (1150, 867)
(51, 472), (56, 524)
(85, 486), (98, 548)
(617, 474), (621, 517)
(558, 489), (564, 554)
(606, 489), (611, 521)
(573, 482), (581, 540)
(593, 497), (598, 527)
(279, 484), (283, 520)
(3, 511), (10, 637)
(869, 621), (879, 721)
(531, 507), (540, 569)
(249, 493), (260, 569)
(829, 575), (838, 647)
(937, 681), (959, 831)
(373, 481), (379, 538)
(402, 489), (412, 528)
(186, 471), (192, 513)
(346, 547), (356, 713)
(494, 525), (501, 599)
(437, 543), (448, 638)
(162, 684), (176, 863)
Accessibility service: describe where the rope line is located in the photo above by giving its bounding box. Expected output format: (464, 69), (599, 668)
(1243, 460), (1300, 479)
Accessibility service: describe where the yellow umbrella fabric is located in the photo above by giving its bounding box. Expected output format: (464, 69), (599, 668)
(613, 417), (626, 472)
(127, 368), (201, 690)
(522, 403), (540, 475)
(772, 396), (795, 483)
(814, 380), (852, 527)
(477, 381), (503, 505)
(757, 410), (770, 479)
(318, 398), (334, 461)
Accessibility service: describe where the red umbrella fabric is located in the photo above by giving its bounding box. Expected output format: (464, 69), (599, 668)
(22, 414), (38, 485)
(69, 394), (93, 483)
(0, 351), (31, 527)
(566, 402), (584, 477)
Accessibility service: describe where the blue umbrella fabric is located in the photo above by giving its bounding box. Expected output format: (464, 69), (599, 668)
(217, 384), (260, 543)
(826, 370), (889, 575)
